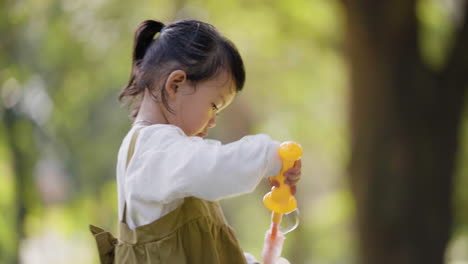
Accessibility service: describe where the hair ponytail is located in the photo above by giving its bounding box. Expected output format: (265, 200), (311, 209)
(119, 20), (165, 104)
(133, 20), (165, 62)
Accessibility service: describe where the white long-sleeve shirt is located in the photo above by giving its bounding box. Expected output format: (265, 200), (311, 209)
(116, 124), (282, 230)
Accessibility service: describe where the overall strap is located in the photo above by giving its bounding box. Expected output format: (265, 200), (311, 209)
(126, 127), (143, 168)
(122, 127), (144, 223)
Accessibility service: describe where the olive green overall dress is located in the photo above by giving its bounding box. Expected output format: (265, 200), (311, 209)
(90, 128), (248, 264)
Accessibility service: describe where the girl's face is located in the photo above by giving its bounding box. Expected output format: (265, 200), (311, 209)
(166, 71), (236, 138)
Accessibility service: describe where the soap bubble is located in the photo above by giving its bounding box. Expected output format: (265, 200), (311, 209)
(279, 209), (300, 234)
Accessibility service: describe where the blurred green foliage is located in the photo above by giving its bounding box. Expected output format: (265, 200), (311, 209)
(1, 0), (468, 263)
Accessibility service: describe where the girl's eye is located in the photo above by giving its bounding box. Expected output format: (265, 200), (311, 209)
(211, 103), (218, 111)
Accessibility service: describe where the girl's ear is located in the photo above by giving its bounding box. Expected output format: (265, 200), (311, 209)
(165, 70), (187, 99)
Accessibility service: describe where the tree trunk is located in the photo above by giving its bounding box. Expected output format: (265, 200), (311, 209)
(1, 2), (39, 262)
(343, 0), (468, 263)
(3, 110), (37, 264)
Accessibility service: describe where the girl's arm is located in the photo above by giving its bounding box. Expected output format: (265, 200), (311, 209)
(125, 125), (281, 203)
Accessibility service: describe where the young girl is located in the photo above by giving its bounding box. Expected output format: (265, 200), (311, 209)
(90, 19), (301, 264)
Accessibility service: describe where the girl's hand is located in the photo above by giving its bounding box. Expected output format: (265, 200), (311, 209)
(268, 159), (302, 196)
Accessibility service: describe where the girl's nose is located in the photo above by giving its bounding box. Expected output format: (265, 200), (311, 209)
(207, 115), (216, 128)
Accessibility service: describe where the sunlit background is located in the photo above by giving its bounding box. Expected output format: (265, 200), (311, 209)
(1, 0), (468, 263)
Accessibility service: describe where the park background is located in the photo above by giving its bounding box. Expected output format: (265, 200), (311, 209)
(2, 0), (468, 263)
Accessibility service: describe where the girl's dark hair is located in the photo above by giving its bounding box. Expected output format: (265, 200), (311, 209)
(119, 19), (245, 117)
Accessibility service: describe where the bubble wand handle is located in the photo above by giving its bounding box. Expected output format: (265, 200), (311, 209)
(262, 141), (302, 264)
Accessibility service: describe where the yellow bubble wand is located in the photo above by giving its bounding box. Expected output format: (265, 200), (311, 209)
(262, 141), (302, 264)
